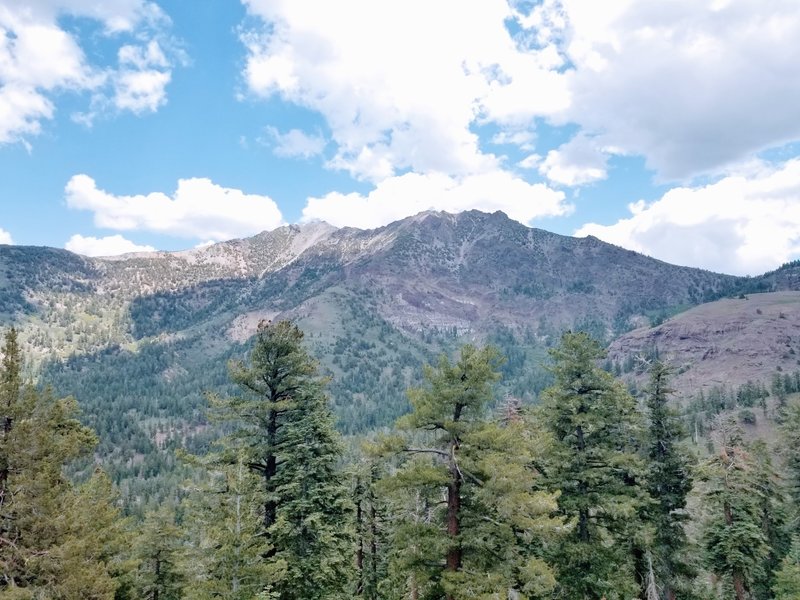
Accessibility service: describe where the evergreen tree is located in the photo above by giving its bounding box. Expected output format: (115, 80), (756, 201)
(0, 328), (129, 597)
(352, 459), (388, 600)
(750, 441), (791, 600)
(538, 332), (645, 600)
(774, 539), (800, 599)
(54, 469), (133, 599)
(641, 361), (695, 600)
(780, 403), (800, 508)
(211, 320), (352, 600)
(133, 505), (184, 600)
(381, 344), (561, 600)
(701, 417), (770, 600)
(181, 453), (276, 599)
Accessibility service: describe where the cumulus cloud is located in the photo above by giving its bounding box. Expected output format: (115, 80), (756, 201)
(240, 0), (569, 181)
(65, 234), (156, 257)
(575, 159), (800, 275)
(239, 0), (800, 186)
(65, 174), (285, 241)
(302, 170), (570, 229)
(262, 126), (326, 158)
(0, 228), (12, 244)
(548, 0), (800, 179)
(0, 1), (179, 143)
(537, 134), (608, 186)
(111, 40), (172, 114)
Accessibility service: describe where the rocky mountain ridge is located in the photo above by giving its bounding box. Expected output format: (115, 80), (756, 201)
(0, 209), (792, 445)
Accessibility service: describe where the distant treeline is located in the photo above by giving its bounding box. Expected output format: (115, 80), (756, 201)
(3, 323), (800, 599)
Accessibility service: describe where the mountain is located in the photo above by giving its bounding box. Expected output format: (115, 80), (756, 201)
(608, 290), (800, 398)
(0, 209), (788, 497)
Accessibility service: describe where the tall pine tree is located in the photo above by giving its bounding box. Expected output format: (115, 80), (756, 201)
(0, 328), (130, 597)
(641, 361), (696, 600)
(181, 452), (276, 599)
(538, 332), (645, 600)
(381, 344), (561, 600)
(210, 320), (352, 600)
(701, 416), (770, 600)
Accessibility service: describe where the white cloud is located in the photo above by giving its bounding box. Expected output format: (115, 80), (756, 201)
(302, 170), (570, 229)
(65, 174), (285, 241)
(240, 0), (569, 181)
(239, 0), (800, 185)
(575, 159), (800, 275)
(537, 134), (608, 186)
(65, 234), (156, 256)
(113, 66), (171, 114)
(0, 1), (178, 143)
(518, 154), (542, 170)
(110, 40), (172, 114)
(491, 129), (537, 151)
(550, 0), (800, 179)
(0, 227), (13, 244)
(262, 126), (326, 158)
(16, 0), (158, 34)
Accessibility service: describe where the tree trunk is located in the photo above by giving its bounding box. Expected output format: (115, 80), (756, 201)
(369, 498), (378, 599)
(264, 409), (278, 531)
(356, 493), (364, 595)
(153, 552), (161, 600)
(724, 501), (747, 600)
(445, 470), (461, 600)
(446, 476), (461, 571)
(732, 573), (746, 600)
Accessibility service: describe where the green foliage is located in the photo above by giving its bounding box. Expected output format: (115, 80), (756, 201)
(352, 460), (389, 600)
(750, 441), (791, 600)
(131, 505), (185, 600)
(382, 344), (561, 600)
(781, 402), (800, 506)
(701, 418), (771, 600)
(0, 328), (130, 598)
(210, 320), (353, 600)
(181, 454), (276, 599)
(538, 332), (645, 600)
(775, 540), (800, 599)
(641, 361), (697, 599)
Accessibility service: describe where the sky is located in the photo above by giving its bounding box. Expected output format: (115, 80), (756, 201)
(1, 0), (800, 276)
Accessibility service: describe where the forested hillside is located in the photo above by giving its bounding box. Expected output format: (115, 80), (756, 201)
(0, 211), (795, 506)
(2, 210), (799, 599)
(4, 322), (800, 599)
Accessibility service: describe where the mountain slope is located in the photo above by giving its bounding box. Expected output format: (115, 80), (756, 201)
(0, 209), (783, 497)
(608, 291), (800, 397)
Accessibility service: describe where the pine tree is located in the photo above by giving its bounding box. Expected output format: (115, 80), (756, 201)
(750, 440), (791, 600)
(538, 332), (645, 600)
(352, 460), (388, 600)
(701, 416), (770, 600)
(774, 539), (800, 599)
(54, 469), (133, 599)
(780, 403), (800, 508)
(381, 344), (561, 600)
(640, 361), (696, 600)
(0, 328), (129, 597)
(0, 327), (23, 582)
(181, 453), (276, 600)
(133, 505), (184, 600)
(210, 320), (353, 600)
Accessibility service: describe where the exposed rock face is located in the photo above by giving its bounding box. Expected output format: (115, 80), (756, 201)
(1, 210), (745, 351)
(0, 209), (791, 435)
(608, 291), (800, 396)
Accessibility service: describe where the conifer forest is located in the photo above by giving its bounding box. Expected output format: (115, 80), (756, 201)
(4, 317), (800, 600)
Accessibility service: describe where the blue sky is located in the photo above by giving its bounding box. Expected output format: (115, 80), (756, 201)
(1, 0), (799, 275)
